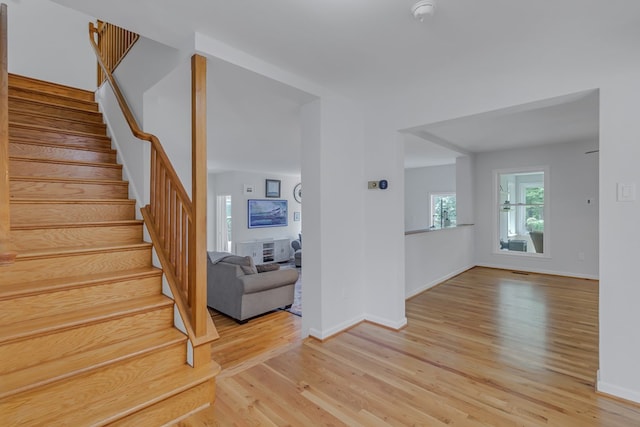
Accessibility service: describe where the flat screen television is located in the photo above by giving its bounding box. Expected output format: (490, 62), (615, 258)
(248, 199), (288, 229)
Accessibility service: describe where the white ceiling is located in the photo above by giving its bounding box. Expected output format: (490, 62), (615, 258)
(403, 134), (458, 169)
(53, 0), (640, 101)
(51, 0), (633, 171)
(404, 89), (600, 168)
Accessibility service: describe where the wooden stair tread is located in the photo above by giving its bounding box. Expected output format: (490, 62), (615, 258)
(77, 362), (220, 426)
(14, 241), (151, 260)
(10, 197), (136, 205)
(8, 87), (99, 112)
(9, 155), (120, 169)
(0, 294), (173, 345)
(9, 121), (110, 140)
(8, 95), (104, 119)
(10, 137), (116, 154)
(9, 73), (96, 101)
(9, 104), (104, 123)
(0, 329), (187, 399)
(0, 267), (161, 300)
(10, 175), (127, 185)
(4, 358), (219, 427)
(9, 108), (105, 125)
(11, 219), (143, 231)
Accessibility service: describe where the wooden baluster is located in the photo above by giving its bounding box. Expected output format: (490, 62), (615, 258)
(0, 3), (15, 266)
(170, 189), (177, 267)
(181, 209), (188, 296)
(190, 54), (208, 351)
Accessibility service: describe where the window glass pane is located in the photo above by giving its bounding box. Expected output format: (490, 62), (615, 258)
(498, 171), (544, 254)
(431, 193), (456, 229)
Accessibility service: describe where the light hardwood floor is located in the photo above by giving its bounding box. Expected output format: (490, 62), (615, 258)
(182, 267), (640, 426)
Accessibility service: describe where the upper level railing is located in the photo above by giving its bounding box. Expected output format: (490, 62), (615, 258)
(89, 22), (217, 363)
(0, 3), (16, 266)
(94, 21), (138, 87)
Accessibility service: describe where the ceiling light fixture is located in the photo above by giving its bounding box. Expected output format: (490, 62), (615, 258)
(411, 0), (436, 21)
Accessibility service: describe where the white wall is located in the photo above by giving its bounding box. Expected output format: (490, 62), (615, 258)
(302, 97), (367, 339)
(143, 59), (193, 197)
(405, 226), (475, 298)
(113, 37), (185, 126)
(209, 171), (302, 251)
(405, 164), (456, 232)
(6, 0), (95, 90)
(362, 126), (407, 330)
(598, 79), (640, 403)
(456, 155), (475, 225)
(473, 139), (599, 279)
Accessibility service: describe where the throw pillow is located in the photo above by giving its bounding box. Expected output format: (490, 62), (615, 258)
(256, 263), (280, 273)
(221, 255), (258, 275)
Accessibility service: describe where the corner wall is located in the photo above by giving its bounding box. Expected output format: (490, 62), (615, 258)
(474, 139), (599, 279)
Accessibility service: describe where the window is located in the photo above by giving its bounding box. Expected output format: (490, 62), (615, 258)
(496, 169), (547, 255)
(430, 193), (456, 229)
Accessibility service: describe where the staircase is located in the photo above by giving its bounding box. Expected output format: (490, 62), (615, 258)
(0, 74), (218, 425)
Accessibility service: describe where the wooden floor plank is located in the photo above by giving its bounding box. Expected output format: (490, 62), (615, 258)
(182, 267), (640, 426)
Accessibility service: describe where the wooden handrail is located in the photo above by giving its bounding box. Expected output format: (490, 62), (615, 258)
(0, 3), (16, 266)
(88, 22), (217, 356)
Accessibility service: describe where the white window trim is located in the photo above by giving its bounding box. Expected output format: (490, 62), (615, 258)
(492, 166), (550, 258)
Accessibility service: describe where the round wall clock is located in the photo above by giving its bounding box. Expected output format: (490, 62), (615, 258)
(293, 183), (302, 203)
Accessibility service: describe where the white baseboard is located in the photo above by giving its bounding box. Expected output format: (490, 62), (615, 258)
(406, 264), (475, 299)
(308, 314), (365, 341)
(308, 314), (407, 341)
(475, 262), (599, 281)
(365, 314), (407, 330)
(597, 370), (640, 404)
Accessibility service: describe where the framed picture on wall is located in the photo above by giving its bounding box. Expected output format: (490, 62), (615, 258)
(265, 179), (281, 198)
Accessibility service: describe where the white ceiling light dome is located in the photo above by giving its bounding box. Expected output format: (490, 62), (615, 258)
(411, 0), (436, 21)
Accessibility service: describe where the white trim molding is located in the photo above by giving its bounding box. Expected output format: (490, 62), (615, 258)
(597, 370), (640, 404)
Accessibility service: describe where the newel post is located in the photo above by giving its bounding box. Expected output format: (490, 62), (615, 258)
(190, 54), (210, 365)
(0, 3), (16, 266)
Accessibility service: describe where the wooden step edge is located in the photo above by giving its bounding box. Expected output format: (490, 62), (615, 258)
(0, 294), (173, 346)
(9, 155), (121, 169)
(9, 122), (110, 140)
(9, 197), (136, 205)
(8, 87), (98, 111)
(97, 361), (221, 426)
(0, 267), (161, 301)
(15, 241), (152, 261)
(10, 175), (128, 185)
(9, 73), (96, 102)
(8, 95), (103, 118)
(11, 219), (143, 231)
(9, 138), (116, 154)
(0, 329), (187, 400)
(111, 379), (213, 427)
(9, 109), (107, 128)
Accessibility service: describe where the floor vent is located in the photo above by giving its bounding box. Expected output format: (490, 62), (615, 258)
(512, 271), (530, 275)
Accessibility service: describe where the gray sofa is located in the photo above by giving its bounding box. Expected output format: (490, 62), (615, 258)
(206, 252), (298, 322)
